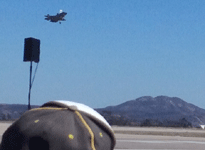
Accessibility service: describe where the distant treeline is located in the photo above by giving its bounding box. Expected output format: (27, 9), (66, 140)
(0, 111), (25, 121)
(0, 108), (192, 128)
(100, 111), (192, 128)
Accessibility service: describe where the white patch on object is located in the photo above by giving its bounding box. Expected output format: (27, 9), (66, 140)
(200, 125), (205, 129)
(54, 100), (112, 129)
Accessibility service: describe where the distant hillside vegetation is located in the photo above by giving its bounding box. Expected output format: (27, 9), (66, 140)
(1, 96), (205, 128)
(0, 104), (39, 120)
(96, 96), (205, 128)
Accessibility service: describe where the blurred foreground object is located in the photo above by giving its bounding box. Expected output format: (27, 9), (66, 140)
(0, 100), (116, 150)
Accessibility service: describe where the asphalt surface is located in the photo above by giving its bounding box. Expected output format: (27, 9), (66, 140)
(1, 123), (205, 149)
(115, 133), (205, 149)
(113, 126), (205, 149)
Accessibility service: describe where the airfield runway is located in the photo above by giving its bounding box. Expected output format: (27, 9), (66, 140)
(1, 123), (205, 149)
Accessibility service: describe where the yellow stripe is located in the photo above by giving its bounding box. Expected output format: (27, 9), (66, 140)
(75, 111), (96, 150)
(30, 108), (96, 149)
(30, 107), (68, 111)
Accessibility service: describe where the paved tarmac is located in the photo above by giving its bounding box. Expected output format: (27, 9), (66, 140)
(113, 126), (205, 149)
(1, 123), (205, 149)
(115, 133), (205, 149)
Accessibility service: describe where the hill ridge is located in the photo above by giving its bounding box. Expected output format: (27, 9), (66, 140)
(0, 96), (205, 127)
(96, 96), (205, 127)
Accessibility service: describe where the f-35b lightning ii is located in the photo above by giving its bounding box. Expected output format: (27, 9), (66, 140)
(45, 10), (67, 24)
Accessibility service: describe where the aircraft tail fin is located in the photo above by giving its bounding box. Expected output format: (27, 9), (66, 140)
(45, 14), (50, 17)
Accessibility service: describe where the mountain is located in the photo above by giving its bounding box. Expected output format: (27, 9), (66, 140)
(1, 96), (205, 127)
(96, 96), (205, 127)
(0, 104), (39, 120)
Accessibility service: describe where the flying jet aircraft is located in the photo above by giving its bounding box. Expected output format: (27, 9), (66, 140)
(45, 10), (67, 24)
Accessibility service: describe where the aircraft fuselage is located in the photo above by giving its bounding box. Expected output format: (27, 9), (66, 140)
(45, 12), (67, 23)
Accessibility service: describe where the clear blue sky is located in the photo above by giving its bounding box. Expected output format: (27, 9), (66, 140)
(1, 0), (205, 109)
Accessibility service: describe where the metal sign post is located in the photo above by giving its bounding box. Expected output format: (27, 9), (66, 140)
(28, 61), (32, 110)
